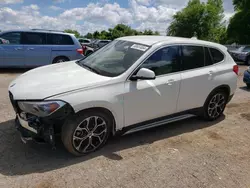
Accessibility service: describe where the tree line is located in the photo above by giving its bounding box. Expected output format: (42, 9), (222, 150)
(65, 25), (160, 41)
(65, 0), (250, 44)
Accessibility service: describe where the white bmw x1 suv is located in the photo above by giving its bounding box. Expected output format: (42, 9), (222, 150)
(8, 36), (238, 156)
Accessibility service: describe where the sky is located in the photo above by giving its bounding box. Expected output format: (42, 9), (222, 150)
(0, 0), (235, 35)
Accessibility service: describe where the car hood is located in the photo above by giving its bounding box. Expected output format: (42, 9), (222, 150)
(9, 61), (112, 100)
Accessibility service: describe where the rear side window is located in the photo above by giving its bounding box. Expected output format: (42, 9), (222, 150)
(181, 46), (204, 70)
(47, 34), (74, 45)
(209, 48), (224, 63)
(0, 32), (21, 44)
(22, 32), (46, 45)
(205, 47), (213, 66)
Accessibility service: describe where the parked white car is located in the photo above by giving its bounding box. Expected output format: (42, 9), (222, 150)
(8, 36), (238, 156)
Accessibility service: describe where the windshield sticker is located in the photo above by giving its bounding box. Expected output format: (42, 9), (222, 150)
(130, 44), (149, 51)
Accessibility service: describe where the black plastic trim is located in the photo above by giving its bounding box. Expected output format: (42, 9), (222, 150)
(115, 107), (202, 136)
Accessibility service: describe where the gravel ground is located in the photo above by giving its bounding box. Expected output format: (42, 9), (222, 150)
(0, 64), (249, 188)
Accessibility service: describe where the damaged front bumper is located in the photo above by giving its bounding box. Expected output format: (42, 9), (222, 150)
(10, 93), (73, 148)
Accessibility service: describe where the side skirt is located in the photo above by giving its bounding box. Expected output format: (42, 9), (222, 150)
(116, 108), (202, 136)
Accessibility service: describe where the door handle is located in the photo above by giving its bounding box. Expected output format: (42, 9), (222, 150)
(166, 79), (175, 85)
(208, 71), (214, 76)
(15, 47), (22, 50)
(27, 48), (34, 50)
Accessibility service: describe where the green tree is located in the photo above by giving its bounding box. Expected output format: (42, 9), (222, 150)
(82, 24), (160, 40)
(64, 29), (81, 38)
(84, 32), (93, 39)
(227, 0), (250, 44)
(93, 31), (100, 39)
(167, 0), (225, 43)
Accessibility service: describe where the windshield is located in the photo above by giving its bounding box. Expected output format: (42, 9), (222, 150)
(237, 47), (245, 52)
(77, 40), (150, 77)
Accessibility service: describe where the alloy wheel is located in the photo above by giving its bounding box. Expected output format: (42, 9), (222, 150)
(207, 93), (226, 119)
(72, 116), (107, 153)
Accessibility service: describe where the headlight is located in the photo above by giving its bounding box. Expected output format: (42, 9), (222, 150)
(18, 101), (66, 117)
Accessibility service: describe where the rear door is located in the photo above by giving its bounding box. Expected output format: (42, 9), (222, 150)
(0, 32), (24, 67)
(22, 32), (51, 67)
(47, 33), (75, 61)
(177, 45), (217, 112)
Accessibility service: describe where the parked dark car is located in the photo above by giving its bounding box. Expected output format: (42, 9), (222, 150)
(83, 39), (111, 56)
(229, 46), (250, 65)
(243, 67), (250, 88)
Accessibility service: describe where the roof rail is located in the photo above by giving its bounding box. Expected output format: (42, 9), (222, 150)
(31, 29), (65, 33)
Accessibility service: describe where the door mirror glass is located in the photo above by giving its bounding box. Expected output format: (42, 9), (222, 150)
(131, 68), (156, 81)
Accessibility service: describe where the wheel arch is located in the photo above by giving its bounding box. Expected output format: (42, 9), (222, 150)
(204, 85), (231, 106)
(75, 107), (117, 135)
(52, 56), (70, 63)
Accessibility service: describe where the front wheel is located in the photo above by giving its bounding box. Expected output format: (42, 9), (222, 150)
(247, 84), (250, 89)
(202, 90), (228, 121)
(61, 110), (112, 156)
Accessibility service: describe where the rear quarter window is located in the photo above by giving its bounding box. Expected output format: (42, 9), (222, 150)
(209, 48), (224, 63)
(47, 34), (74, 45)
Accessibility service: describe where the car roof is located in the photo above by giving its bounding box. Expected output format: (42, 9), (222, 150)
(117, 35), (226, 50)
(0, 29), (72, 35)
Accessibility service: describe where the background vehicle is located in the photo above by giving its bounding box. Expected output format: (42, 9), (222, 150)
(78, 38), (91, 46)
(8, 36), (238, 156)
(243, 67), (250, 88)
(83, 39), (111, 56)
(0, 29), (84, 68)
(229, 46), (250, 65)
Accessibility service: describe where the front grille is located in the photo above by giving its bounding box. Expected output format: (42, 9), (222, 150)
(9, 92), (18, 113)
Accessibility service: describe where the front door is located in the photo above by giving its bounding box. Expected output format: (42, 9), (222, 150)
(124, 46), (182, 127)
(0, 32), (24, 67)
(22, 32), (51, 67)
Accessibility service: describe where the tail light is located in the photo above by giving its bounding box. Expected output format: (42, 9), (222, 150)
(76, 48), (83, 54)
(233, 65), (239, 75)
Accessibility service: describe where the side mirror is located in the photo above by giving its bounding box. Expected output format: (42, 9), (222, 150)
(130, 68), (156, 81)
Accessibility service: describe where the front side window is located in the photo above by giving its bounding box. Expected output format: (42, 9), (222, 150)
(181, 46), (204, 71)
(141, 46), (180, 76)
(22, 32), (46, 45)
(209, 48), (224, 63)
(77, 40), (149, 77)
(0, 32), (21, 44)
(47, 34), (74, 45)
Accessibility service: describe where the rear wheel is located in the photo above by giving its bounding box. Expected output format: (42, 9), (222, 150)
(61, 110), (112, 156)
(202, 90), (228, 121)
(85, 51), (93, 56)
(52, 56), (69, 64)
(246, 57), (250, 65)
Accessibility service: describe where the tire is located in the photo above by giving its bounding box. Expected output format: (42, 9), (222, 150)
(61, 110), (112, 156)
(202, 90), (228, 121)
(85, 51), (93, 56)
(246, 57), (250, 65)
(247, 84), (250, 89)
(52, 56), (69, 64)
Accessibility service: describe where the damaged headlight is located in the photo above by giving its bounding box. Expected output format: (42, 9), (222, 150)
(18, 101), (66, 117)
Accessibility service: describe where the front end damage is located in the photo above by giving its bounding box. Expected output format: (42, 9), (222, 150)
(9, 92), (73, 149)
